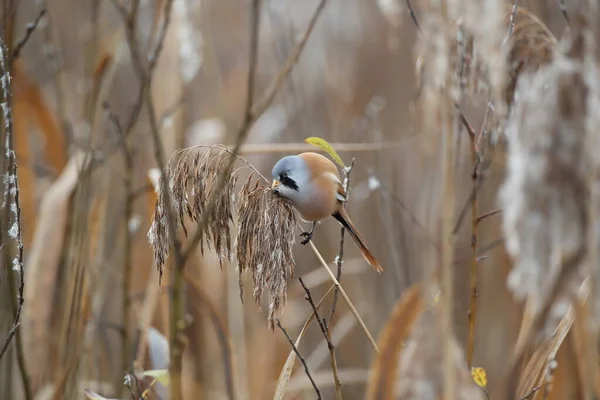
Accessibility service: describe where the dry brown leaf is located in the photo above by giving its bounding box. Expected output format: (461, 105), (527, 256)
(516, 280), (589, 399)
(365, 283), (422, 400)
(569, 284), (600, 400)
(22, 152), (88, 386)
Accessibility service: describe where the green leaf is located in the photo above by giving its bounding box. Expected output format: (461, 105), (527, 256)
(143, 369), (170, 387)
(304, 137), (346, 168)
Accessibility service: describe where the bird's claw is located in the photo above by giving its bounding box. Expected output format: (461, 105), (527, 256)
(300, 231), (313, 245)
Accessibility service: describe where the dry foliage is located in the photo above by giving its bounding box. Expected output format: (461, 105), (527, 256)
(393, 300), (485, 400)
(148, 146), (298, 329)
(7, 1), (600, 400)
(236, 180), (297, 330)
(365, 283), (423, 400)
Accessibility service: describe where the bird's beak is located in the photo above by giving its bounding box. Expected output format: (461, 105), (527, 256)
(271, 179), (280, 188)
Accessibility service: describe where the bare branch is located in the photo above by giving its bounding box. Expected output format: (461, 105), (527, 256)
(328, 159), (355, 327)
(559, 0), (570, 26)
(0, 32), (32, 399)
(475, 209), (503, 225)
(404, 0), (421, 32)
(506, 0), (519, 41)
(11, 8), (46, 62)
(0, 30), (24, 363)
(276, 319), (322, 400)
(299, 277), (341, 399)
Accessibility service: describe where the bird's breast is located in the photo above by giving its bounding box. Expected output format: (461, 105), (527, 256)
(292, 179), (339, 222)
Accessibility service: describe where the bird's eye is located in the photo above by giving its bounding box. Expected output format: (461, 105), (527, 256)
(281, 172), (288, 178)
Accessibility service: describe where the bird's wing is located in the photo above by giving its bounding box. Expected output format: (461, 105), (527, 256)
(336, 180), (347, 202)
(321, 171), (346, 202)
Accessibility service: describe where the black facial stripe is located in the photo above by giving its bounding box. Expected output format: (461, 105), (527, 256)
(280, 176), (299, 191)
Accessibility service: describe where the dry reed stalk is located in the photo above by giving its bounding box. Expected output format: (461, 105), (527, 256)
(328, 159), (354, 327)
(297, 277), (341, 399)
(462, 2), (555, 372)
(441, 99), (457, 400)
(568, 285), (599, 400)
(237, 141), (411, 154)
(393, 285), (484, 400)
(112, 1), (190, 397)
(366, 283), (422, 400)
(184, 270), (237, 400)
(515, 279), (588, 399)
(306, 239), (380, 353)
(272, 284), (335, 400)
(0, 32), (31, 400)
(416, 2), (466, 398)
(22, 152), (87, 388)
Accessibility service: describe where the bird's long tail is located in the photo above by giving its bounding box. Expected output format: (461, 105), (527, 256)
(332, 208), (383, 273)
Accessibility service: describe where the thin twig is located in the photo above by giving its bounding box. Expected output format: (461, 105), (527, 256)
(452, 160), (489, 235)
(458, 108), (477, 138)
(540, 359), (557, 400)
(299, 277), (341, 400)
(519, 386), (541, 400)
(235, 141), (407, 153)
(404, 0), (421, 32)
(0, 33), (24, 360)
(276, 319), (322, 400)
(328, 159), (355, 327)
(506, 0), (519, 41)
(308, 240), (380, 354)
(475, 209), (503, 225)
(405, 0), (479, 150)
(559, 0), (570, 26)
(11, 8), (46, 61)
(466, 104), (479, 369)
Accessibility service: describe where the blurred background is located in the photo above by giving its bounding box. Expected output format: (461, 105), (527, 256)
(0, 0), (579, 399)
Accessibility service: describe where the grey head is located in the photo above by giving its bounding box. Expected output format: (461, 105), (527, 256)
(271, 155), (311, 201)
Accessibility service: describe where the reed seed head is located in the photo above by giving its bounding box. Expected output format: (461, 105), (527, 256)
(236, 179), (298, 331)
(147, 145), (298, 329)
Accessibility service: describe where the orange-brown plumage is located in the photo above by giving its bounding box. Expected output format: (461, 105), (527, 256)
(271, 151), (383, 273)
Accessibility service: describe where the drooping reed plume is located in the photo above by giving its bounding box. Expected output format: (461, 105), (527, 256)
(236, 179), (297, 330)
(147, 145), (298, 329)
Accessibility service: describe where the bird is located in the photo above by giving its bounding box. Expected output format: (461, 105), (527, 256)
(271, 152), (383, 273)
